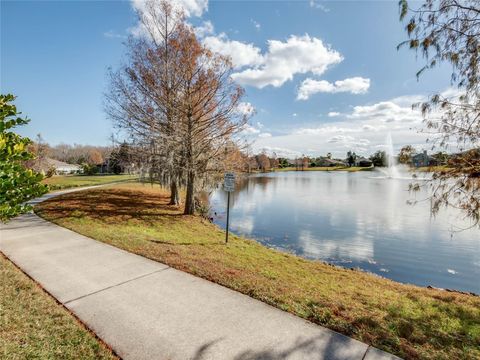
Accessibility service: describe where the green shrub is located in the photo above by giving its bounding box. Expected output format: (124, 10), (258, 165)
(81, 163), (98, 175)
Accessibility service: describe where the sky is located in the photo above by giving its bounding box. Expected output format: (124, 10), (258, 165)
(1, 0), (454, 158)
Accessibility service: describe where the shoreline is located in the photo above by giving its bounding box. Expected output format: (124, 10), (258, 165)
(217, 226), (479, 297)
(264, 166), (374, 172)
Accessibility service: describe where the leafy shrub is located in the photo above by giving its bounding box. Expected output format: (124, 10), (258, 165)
(81, 163), (98, 175)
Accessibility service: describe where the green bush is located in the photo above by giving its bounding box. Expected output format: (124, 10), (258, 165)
(81, 163), (98, 175)
(0, 94), (48, 222)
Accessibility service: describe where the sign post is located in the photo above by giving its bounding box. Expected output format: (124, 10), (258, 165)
(225, 192), (231, 243)
(223, 172), (235, 244)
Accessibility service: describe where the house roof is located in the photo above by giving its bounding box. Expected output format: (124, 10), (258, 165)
(46, 158), (81, 169)
(323, 158), (345, 164)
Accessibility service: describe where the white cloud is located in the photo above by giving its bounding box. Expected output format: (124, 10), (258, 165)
(389, 94), (426, 107)
(251, 93), (431, 157)
(251, 19), (261, 30)
(240, 123), (273, 142)
(327, 135), (370, 149)
(131, 0), (208, 18)
(129, 1), (363, 103)
(128, 5), (356, 97)
(294, 125), (357, 136)
(236, 102), (256, 116)
(328, 111), (340, 117)
(241, 123), (260, 135)
(325, 135), (370, 152)
(297, 77), (370, 100)
(348, 100), (420, 123)
(179, 0), (209, 17)
(327, 135), (355, 143)
(258, 132), (272, 138)
(203, 33), (264, 68)
(130, 0), (208, 39)
(104, 30), (126, 39)
(258, 146), (302, 158)
(231, 34), (343, 88)
(194, 20), (214, 38)
(362, 124), (383, 132)
(309, 0), (330, 12)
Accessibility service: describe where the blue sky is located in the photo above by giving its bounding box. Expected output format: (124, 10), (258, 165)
(1, 0), (453, 157)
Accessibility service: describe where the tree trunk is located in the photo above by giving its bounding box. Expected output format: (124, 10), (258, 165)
(169, 180), (180, 206)
(184, 171), (195, 215)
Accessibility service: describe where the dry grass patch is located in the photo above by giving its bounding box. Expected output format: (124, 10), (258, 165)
(35, 183), (480, 360)
(0, 254), (116, 359)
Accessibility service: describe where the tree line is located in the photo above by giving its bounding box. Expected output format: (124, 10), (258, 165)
(27, 135), (108, 166)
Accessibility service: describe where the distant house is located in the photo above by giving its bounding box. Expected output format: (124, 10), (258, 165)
(46, 158), (82, 174)
(354, 157), (373, 167)
(412, 151), (437, 167)
(316, 157), (346, 167)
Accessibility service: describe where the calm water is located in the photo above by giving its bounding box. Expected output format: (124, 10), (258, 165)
(210, 171), (480, 294)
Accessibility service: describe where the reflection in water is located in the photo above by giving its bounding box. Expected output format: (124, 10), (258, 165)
(210, 171), (480, 293)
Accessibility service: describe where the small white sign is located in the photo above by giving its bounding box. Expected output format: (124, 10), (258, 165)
(224, 172), (235, 192)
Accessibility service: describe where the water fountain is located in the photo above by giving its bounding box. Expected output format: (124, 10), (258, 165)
(385, 132), (400, 179)
(372, 133), (429, 181)
(373, 132), (413, 180)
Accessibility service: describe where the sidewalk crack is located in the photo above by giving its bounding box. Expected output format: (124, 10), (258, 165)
(63, 267), (171, 305)
(361, 346), (370, 360)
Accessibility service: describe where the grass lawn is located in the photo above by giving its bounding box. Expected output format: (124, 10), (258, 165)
(35, 183), (480, 360)
(0, 254), (116, 359)
(41, 174), (137, 191)
(276, 166), (373, 172)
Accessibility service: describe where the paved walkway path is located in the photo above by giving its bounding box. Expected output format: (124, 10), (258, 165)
(1, 187), (400, 360)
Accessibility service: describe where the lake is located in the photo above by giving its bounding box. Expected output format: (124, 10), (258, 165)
(210, 171), (480, 294)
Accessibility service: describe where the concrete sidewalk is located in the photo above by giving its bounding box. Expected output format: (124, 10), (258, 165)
(1, 189), (400, 360)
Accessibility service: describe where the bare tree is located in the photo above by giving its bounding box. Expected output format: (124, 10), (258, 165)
(171, 24), (247, 214)
(256, 153), (271, 172)
(270, 152), (278, 171)
(87, 149), (103, 165)
(105, 0), (184, 204)
(25, 134), (51, 172)
(105, 0), (249, 214)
